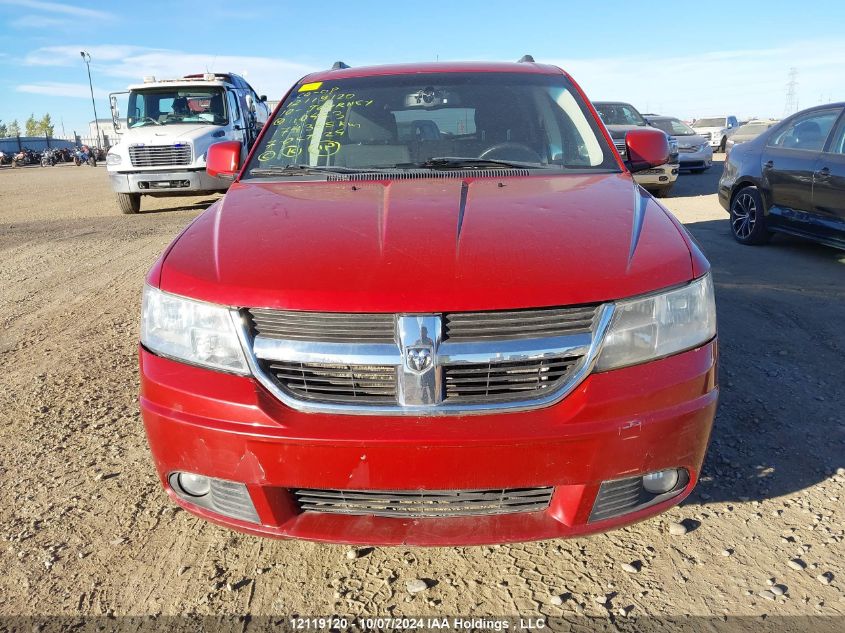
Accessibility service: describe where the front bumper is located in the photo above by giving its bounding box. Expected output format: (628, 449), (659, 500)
(678, 146), (713, 169)
(632, 163), (679, 189)
(140, 339), (718, 545)
(109, 168), (228, 195)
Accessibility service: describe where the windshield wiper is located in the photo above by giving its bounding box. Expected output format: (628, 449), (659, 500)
(134, 117), (162, 127)
(248, 164), (369, 177)
(398, 157), (545, 170)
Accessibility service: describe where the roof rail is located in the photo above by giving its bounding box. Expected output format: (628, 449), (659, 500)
(331, 61), (350, 70)
(517, 54), (535, 63)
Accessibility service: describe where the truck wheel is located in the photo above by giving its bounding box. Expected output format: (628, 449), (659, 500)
(652, 185), (674, 198)
(729, 186), (770, 245)
(117, 193), (141, 215)
(719, 137), (727, 153)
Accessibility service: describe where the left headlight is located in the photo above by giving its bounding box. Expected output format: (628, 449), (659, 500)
(596, 274), (716, 371)
(141, 285), (249, 374)
(106, 152), (121, 166)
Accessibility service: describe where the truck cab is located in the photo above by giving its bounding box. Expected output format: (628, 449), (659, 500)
(106, 73), (270, 214)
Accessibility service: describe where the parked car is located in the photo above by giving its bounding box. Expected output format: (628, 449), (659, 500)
(725, 119), (780, 154)
(140, 60), (718, 545)
(692, 115), (739, 152)
(594, 101), (680, 196)
(719, 103), (845, 249)
(645, 116), (713, 173)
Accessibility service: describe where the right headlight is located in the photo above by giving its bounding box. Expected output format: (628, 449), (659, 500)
(141, 285), (249, 374)
(596, 274), (716, 371)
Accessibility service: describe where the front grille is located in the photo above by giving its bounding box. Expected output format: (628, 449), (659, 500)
(264, 361), (397, 404)
(249, 309), (395, 343)
(444, 305), (597, 341)
(247, 304), (606, 412)
(637, 168), (664, 175)
(443, 356), (581, 403)
(678, 146), (698, 153)
(293, 487), (554, 517)
(128, 144), (192, 167)
(613, 139), (627, 159)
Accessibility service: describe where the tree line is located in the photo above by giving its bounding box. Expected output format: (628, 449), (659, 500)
(0, 114), (55, 137)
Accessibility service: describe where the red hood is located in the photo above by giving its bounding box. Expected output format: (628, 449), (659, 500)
(158, 173), (696, 311)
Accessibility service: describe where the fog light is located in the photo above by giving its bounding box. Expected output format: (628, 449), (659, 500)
(642, 469), (681, 494)
(176, 472), (210, 497)
(167, 472), (259, 523)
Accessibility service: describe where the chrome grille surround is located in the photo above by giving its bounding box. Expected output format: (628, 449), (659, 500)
(293, 487), (554, 517)
(235, 303), (614, 416)
(128, 143), (192, 167)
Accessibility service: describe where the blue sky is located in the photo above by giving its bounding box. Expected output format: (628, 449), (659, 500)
(2, 0), (844, 136)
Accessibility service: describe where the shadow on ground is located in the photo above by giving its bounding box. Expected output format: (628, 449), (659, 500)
(670, 157), (724, 198)
(138, 197), (221, 214)
(680, 217), (844, 506)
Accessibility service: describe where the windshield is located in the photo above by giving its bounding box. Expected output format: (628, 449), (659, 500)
(694, 117), (725, 128)
(127, 87), (228, 127)
(649, 118), (696, 136)
(593, 103), (647, 127)
(245, 72), (617, 176)
(737, 122), (776, 136)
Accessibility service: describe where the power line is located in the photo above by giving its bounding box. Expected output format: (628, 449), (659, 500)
(784, 67), (799, 116)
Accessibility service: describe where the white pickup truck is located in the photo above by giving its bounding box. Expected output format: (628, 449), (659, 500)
(107, 73), (270, 214)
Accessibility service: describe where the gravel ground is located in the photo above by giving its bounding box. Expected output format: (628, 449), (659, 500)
(0, 161), (843, 622)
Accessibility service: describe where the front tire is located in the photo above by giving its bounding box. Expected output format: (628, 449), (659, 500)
(117, 193), (141, 215)
(651, 185), (674, 198)
(729, 186), (770, 245)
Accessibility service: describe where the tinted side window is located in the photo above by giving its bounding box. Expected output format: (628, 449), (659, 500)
(824, 114), (845, 155)
(768, 110), (840, 152)
(227, 91), (241, 123)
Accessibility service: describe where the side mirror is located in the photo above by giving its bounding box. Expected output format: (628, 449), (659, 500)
(206, 141), (242, 180)
(109, 94), (121, 130)
(624, 128), (670, 172)
(259, 95), (267, 102)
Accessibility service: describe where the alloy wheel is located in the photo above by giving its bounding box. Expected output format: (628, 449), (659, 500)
(731, 192), (757, 239)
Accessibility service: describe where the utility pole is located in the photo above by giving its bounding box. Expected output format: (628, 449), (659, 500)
(80, 51), (101, 147)
(784, 67), (798, 116)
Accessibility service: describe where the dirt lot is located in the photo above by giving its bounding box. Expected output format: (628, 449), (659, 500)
(0, 161), (843, 623)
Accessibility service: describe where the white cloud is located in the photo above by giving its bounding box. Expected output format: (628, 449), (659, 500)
(551, 39), (845, 120)
(9, 13), (67, 28)
(25, 45), (145, 66)
(16, 82), (109, 98)
(0, 0), (113, 20)
(24, 45), (317, 100)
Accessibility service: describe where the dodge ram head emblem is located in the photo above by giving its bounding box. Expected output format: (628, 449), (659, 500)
(406, 346), (433, 372)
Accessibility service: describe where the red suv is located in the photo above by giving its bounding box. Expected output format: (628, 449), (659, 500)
(140, 61), (718, 545)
